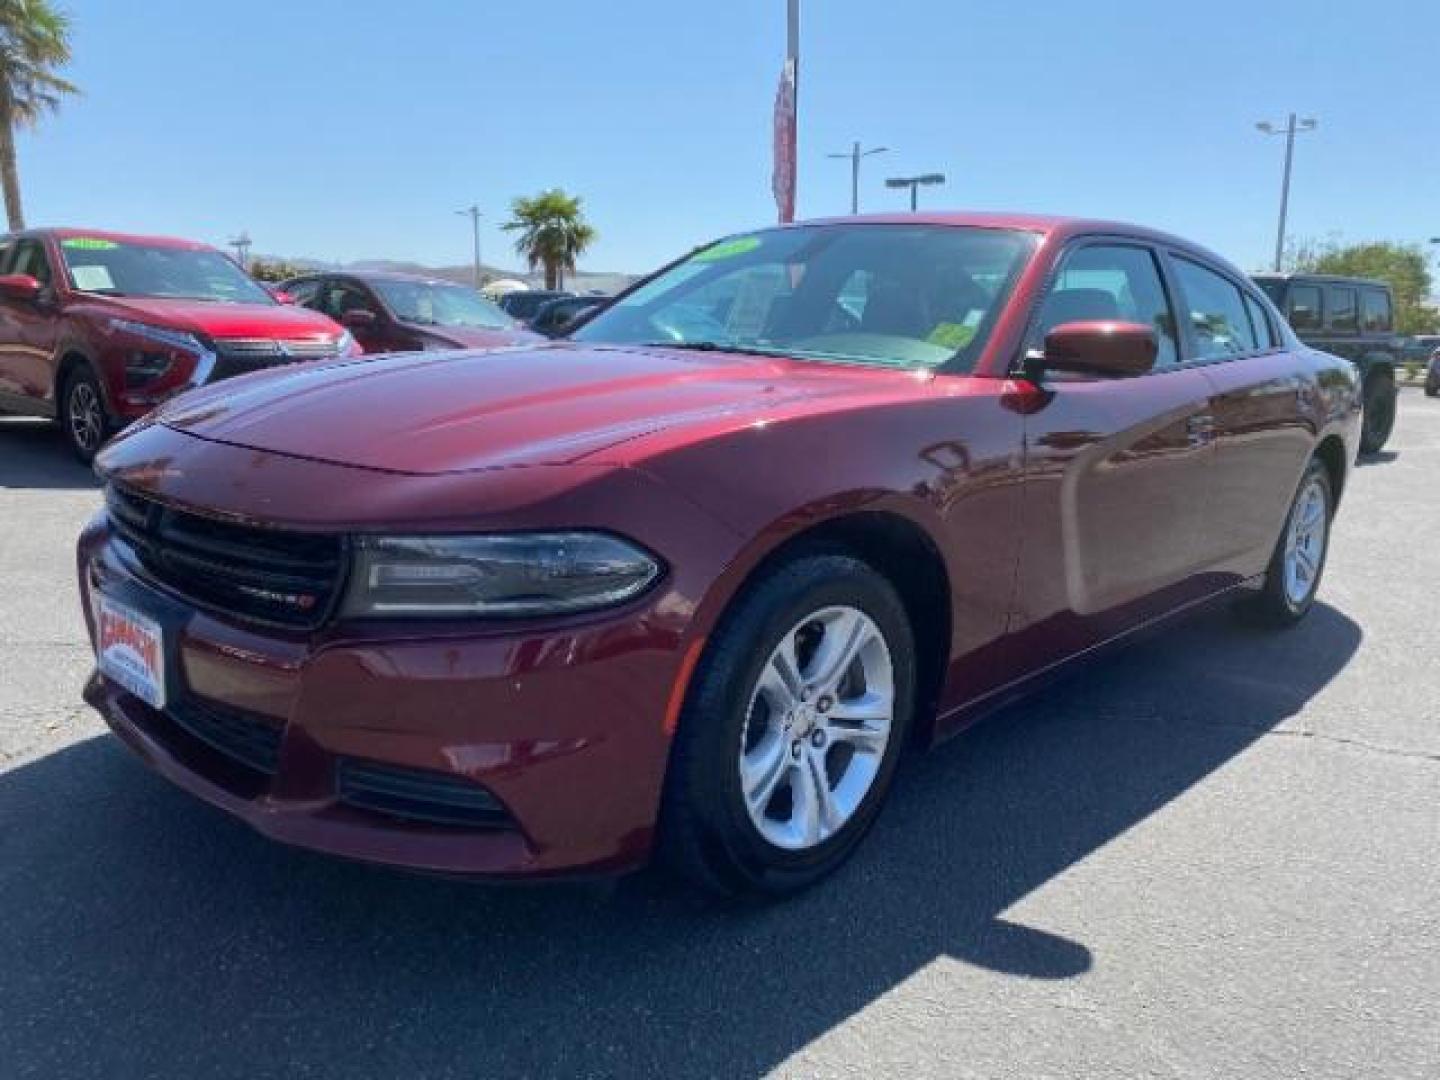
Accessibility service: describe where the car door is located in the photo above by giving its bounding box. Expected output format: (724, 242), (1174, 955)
(1010, 239), (1219, 667)
(0, 237), (60, 403)
(1169, 254), (1316, 580)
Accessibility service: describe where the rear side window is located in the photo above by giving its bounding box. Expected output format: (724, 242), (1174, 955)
(1171, 257), (1257, 360)
(1326, 286), (1358, 333)
(1036, 244), (1179, 369)
(1242, 292), (1276, 348)
(1287, 284), (1322, 330)
(1360, 288), (1392, 332)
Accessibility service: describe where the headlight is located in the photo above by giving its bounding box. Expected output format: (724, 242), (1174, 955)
(336, 329), (361, 357)
(342, 532), (662, 618)
(108, 318), (208, 356)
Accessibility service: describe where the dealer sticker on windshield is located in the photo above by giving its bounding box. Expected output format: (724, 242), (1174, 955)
(97, 595), (166, 709)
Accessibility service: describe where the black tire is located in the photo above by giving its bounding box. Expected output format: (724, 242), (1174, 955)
(60, 366), (109, 465)
(1359, 368), (1396, 454)
(660, 553), (916, 897)
(1239, 458), (1333, 628)
(1426, 382), (1439, 399)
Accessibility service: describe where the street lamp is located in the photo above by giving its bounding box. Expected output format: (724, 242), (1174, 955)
(228, 231), (252, 270)
(886, 173), (946, 211)
(826, 142), (888, 215)
(455, 205), (484, 289)
(1256, 114), (1318, 272)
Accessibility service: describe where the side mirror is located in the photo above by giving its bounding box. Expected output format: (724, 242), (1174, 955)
(0, 273), (43, 303)
(1036, 320), (1158, 378)
(340, 308), (378, 330)
(270, 289), (297, 305)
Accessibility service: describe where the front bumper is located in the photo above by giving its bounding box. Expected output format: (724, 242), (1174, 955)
(77, 517), (684, 878)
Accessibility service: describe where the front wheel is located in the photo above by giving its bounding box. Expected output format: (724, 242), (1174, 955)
(61, 366), (109, 465)
(1359, 369), (1396, 454)
(660, 554), (916, 896)
(1240, 458), (1333, 628)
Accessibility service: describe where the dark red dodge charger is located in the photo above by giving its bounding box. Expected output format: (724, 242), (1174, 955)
(78, 213), (1360, 895)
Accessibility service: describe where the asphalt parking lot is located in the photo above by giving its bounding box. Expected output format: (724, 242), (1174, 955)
(1, 394), (1436, 1080)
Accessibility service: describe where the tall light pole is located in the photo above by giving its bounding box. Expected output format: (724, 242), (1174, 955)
(827, 142), (888, 215)
(455, 205), (484, 289)
(228, 231), (252, 270)
(1256, 114), (1317, 272)
(886, 173), (946, 211)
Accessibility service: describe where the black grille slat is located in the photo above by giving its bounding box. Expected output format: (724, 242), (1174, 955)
(210, 338), (338, 384)
(336, 760), (512, 829)
(169, 698), (283, 776)
(106, 486), (344, 629)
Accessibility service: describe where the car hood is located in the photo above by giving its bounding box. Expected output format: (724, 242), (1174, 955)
(152, 343), (932, 475)
(421, 323), (544, 349)
(98, 296), (344, 341)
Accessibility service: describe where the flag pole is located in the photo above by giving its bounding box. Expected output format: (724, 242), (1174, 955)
(773, 1), (800, 223)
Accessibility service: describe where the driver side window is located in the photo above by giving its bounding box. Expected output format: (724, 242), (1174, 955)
(1037, 244), (1179, 369)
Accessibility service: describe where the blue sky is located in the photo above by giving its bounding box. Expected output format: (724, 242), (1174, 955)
(22, 0), (1440, 275)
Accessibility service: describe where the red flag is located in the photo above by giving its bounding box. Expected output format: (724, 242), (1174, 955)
(771, 58), (797, 224)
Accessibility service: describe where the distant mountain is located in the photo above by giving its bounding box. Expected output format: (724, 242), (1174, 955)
(254, 254), (636, 296)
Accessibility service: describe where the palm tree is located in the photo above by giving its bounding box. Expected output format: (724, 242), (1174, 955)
(0, 0), (77, 230)
(502, 189), (596, 291)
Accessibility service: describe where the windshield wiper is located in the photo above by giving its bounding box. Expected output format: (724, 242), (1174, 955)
(638, 340), (782, 357)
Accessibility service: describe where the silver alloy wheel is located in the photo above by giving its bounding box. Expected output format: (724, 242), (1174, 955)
(67, 380), (103, 453)
(738, 605), (895, 851)
(1283, 475), (1328, 607)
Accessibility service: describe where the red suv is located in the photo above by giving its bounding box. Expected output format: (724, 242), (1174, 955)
(79, 213), (1360, 895)
(0, 228), (358, 462)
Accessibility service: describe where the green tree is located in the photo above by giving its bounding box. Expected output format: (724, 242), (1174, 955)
(502, 189), (596, 291)
(0, 0), (78, 230)
(248, 258), (309, 284)
(1288, 238), (1438, 335)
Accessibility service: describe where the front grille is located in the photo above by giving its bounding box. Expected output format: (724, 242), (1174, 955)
(106, 484), (345, 629)
(169, 697), (283, 776)
(336, 759), (513, 829)
(211, 338), (339, 382)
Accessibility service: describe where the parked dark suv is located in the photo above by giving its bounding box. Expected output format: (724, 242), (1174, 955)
(1252, 273), (1399, 453)
(0, 228), (357, 462)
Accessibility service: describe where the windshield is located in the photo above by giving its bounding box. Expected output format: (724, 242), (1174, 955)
(374, 280), (515, 329)
(573, 224), (1036, 370)
(58, 237), (274, 303)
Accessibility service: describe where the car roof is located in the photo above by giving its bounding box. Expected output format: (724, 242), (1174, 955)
(793, 210), (1199, 247)
(780, 210), (1257, 283)
(35, 227), (214, 250)
(333, 270), (469, 287)
(1251, 271), (1390, 288)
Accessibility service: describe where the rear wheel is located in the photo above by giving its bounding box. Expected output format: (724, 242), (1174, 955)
(660, 553), (915, 896)
(60, 366), (109, 465)
(1359, 368), (1396, 454)
(1240, 458), (1333, 628)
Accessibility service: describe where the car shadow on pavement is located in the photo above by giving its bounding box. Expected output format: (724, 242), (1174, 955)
(0, 603), (1360, 1078)
(0, 418), (99, 490)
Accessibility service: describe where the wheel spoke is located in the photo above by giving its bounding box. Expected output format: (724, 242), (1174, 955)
(805, 610), (867, 690)
(741, 734), (789, 816)
(790, 748), (838, 845)
(828, 717), (890, 756)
